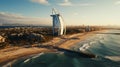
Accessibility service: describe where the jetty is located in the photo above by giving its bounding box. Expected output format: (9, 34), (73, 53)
(35, 45), (96, 58)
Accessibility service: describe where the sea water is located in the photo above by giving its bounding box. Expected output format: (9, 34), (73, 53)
(3, 30), (120, 67)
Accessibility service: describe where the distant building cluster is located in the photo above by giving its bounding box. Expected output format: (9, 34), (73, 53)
(0, 26), (102, 49)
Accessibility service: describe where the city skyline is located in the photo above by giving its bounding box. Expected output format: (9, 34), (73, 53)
(0, 0), (120, 26)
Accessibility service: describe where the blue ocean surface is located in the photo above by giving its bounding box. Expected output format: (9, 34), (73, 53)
(3, 30), (120, 67)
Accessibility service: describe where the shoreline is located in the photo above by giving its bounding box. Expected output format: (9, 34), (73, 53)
(0, 30), (105, 65)
(0, 47), (57, 65)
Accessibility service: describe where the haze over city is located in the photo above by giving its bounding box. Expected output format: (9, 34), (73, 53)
(0, 0), (120, 26)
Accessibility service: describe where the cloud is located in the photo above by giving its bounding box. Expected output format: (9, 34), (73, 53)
(77, 3), (94, 6)
(73, 12), (79, 16)
(115, 1), (120, 5)
(58, 0), (94, 7)
(0, 12), (51, 25)
(59, 0), (73, 6)
(30, 0), (49, 5)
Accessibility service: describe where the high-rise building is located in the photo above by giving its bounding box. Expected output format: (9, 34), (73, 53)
(50, 8), (66, 36)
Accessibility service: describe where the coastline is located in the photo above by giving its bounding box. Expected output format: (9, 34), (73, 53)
(0, 30), (105, 65)
(0, 47), (56, 65)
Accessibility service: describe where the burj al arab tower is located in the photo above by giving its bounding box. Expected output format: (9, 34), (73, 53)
(50, 8), (66, 36)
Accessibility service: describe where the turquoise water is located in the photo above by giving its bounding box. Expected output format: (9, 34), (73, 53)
(4, 30), (120, 67)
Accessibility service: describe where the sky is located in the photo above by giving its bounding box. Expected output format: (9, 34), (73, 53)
(0, 0), (120, 26)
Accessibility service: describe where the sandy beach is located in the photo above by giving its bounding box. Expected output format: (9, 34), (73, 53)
(0, 30), (104, 65)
